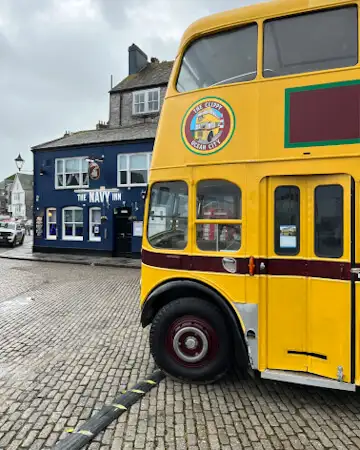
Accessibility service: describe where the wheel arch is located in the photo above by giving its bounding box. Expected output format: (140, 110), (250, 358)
(141, 278), (249, 369)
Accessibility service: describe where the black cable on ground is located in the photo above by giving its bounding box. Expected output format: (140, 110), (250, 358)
(54, 370), (165, 450)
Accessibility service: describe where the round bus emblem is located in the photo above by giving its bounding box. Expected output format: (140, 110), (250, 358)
(181, 97), (235, 155)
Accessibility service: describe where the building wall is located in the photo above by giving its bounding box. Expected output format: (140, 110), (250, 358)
(108, 86), (167, 128)
(33, 139), (154, 255)
(109, 93), (121, 128)
(11, 176), (26, 219)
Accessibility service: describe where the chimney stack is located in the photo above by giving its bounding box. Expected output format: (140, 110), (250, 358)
(128, 44), (148, 75)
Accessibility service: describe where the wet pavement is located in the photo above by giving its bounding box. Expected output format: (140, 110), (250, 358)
(2, 259), (360, 449)
(0, 235), (140, 269)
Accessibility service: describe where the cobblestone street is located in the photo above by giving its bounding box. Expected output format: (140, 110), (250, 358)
(1, 259), (360, 449)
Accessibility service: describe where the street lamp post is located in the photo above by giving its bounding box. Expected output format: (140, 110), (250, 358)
(15, 154), (25, 172)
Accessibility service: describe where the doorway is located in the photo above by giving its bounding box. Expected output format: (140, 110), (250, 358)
(113, 207), (132, 257)
(265, 175), (354, 383)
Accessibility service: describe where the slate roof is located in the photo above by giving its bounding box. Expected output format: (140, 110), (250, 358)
(32, 123), (158, 150)
(18, 173), (33, 191)
(111, 61), (173, 93)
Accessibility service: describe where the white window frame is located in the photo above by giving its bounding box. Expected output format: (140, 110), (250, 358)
(46, 208), (57, 240)
(117, 153), (152, 187)
(55, 157), (89, 190)
(62, 206), (84, 241)
(132, 88), (160, 115)
(89, 207), (101, 242)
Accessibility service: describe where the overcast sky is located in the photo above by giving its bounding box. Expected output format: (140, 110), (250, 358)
(0, 0), (264, 180)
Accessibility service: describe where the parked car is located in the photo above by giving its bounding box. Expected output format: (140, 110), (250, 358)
(0, 221), (25, 247)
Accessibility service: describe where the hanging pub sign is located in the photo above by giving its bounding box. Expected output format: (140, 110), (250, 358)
(89, 162), (100, 180)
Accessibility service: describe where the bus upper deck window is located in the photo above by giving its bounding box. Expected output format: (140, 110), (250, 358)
(263, 6), (358, 78)
(177, 24), (258, 93)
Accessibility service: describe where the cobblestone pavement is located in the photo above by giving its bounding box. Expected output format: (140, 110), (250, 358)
(0, 235), (140, 269)
(2, 259), (360, 449)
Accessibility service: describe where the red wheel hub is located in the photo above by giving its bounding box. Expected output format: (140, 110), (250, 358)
(165, 315), (219, 368)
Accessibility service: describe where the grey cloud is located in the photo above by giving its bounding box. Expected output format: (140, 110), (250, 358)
(0, 0), (264, 180)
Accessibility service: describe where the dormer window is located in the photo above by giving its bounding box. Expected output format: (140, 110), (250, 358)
(133, 88), (160, 115)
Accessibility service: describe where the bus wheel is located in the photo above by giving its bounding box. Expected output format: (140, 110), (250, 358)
(150, 297), (231, 383)
(207, 131), (214, 142)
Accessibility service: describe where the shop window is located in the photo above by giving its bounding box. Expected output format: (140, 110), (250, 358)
(117, 153), (152, 187)
(133, 88), (160, 115)
(196, 180), (242, 252)
(62, 207), (83, 241)
(89, 207), (101, 242)
(55, 158), (89, 189)
(46, 208), (57, 240)
(263, 6), (357, 78)
(274, 186), (300, 256)
(147, 181), (188, 250)
(315, 185), (343, 258)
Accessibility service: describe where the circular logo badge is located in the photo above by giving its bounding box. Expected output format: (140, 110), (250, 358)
(181, 97), (235, 155)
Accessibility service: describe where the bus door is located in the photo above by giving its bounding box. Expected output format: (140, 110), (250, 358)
(265, 175), (353, 383)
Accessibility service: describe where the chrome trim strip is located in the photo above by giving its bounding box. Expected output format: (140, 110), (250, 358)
(234, 303), (258, 369)
(261, 369), (356, 392)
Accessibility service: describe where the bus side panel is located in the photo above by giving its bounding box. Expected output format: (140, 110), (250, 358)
(140, 264), (247, 308)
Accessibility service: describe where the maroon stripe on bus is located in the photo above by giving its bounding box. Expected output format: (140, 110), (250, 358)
(141, 249), (352, 280)
(264, 259), (351, 281)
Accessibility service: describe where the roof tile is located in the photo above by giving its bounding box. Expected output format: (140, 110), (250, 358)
(111, 61), (173, 92)
(32, 123), (157, 150)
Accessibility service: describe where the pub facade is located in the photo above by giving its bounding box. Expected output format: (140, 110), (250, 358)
(32, 45), (172, 256)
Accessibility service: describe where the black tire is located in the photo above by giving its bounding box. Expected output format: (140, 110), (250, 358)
(207, 131), (214, 143)
(150, 297), (231, 383)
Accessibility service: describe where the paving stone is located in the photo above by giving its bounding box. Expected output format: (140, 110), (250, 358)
(1, 259), (360, 449)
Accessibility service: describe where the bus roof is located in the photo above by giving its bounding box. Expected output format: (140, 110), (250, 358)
(180, 0), (353, 49)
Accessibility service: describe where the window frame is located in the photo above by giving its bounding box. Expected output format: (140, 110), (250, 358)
(132, 88), (160, 115)
(195, 179), (242, 253)
(89, 207), (101, 242)
(175, 22), (258, 93)
(55, 157), (89, 190)
(274, 185), (301, 256)
(147, 180), (189, 250)
(62, 206), (84, 241)
(117, 153), (152, 187)
(262, 5), (358, 80)
(314, 184), (344, 259)
(46, 207), (57, 240)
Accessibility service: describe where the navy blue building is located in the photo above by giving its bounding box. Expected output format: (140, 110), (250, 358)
(32, 45), (172, 257)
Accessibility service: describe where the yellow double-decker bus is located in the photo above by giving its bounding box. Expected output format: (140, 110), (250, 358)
(140, 0), (360, 391)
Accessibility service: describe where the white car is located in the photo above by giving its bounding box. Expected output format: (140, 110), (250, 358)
(0, 221), (25, 247)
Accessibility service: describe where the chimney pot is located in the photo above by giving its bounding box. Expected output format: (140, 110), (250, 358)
(128, 44), (148, 75)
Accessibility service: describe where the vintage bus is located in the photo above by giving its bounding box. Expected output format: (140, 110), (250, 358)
(140, 0), (360, 391)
